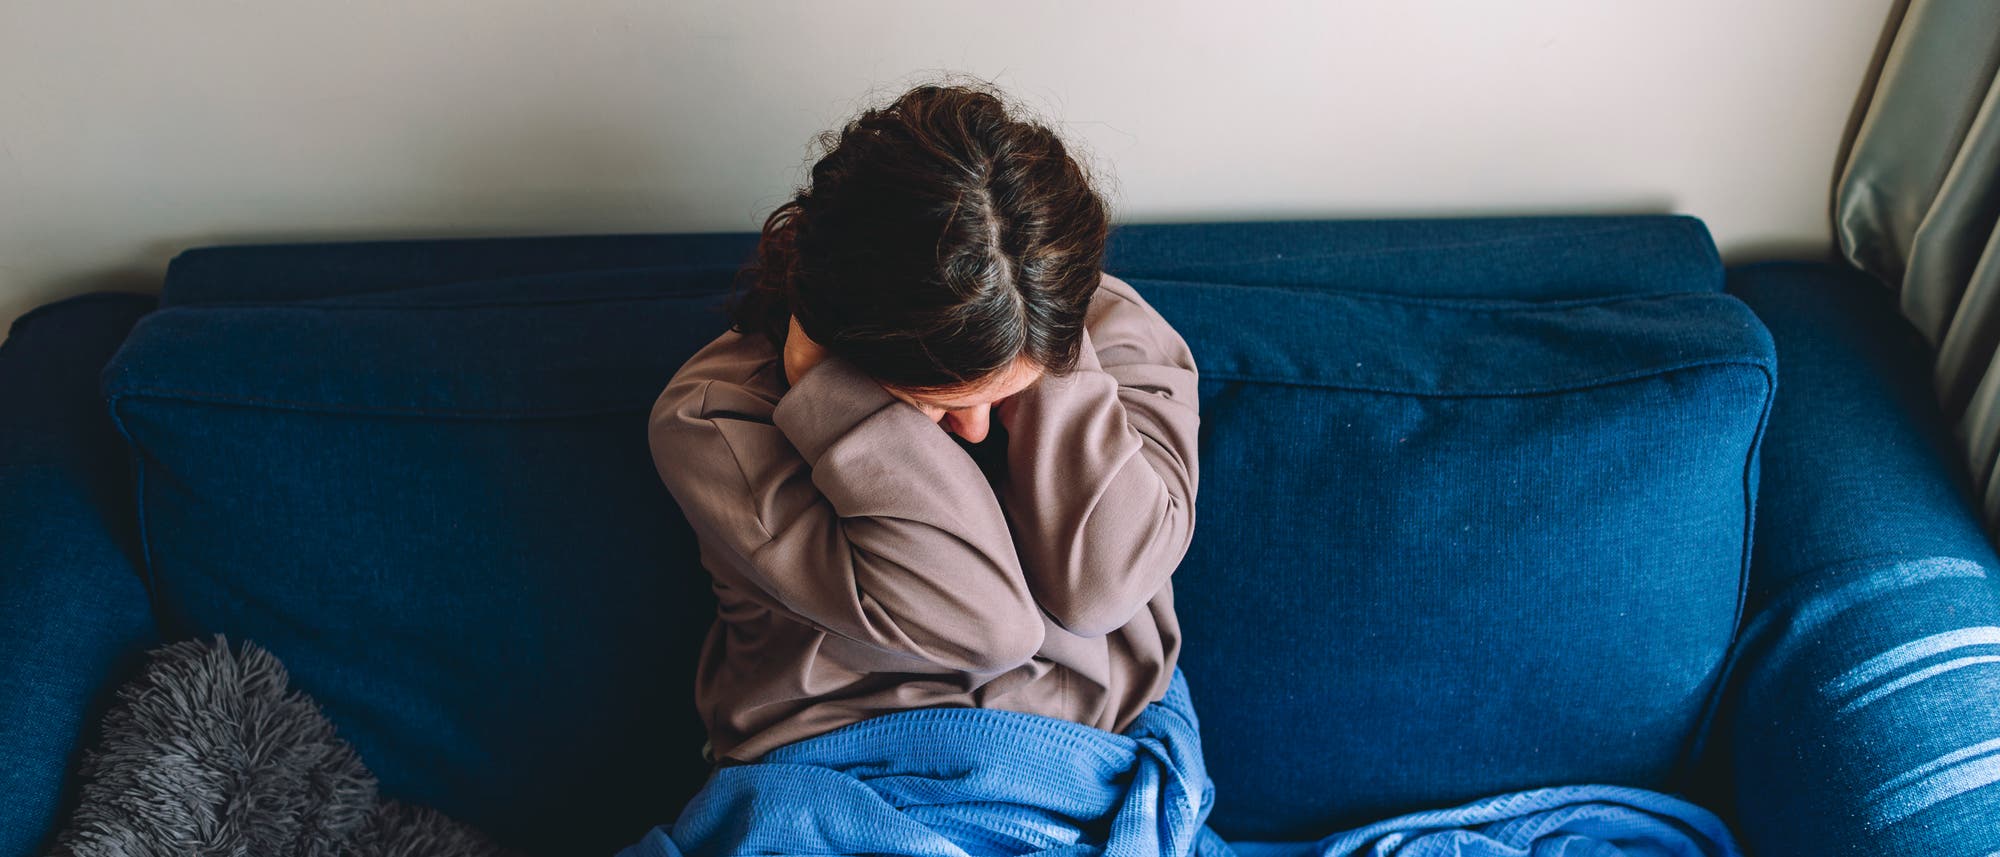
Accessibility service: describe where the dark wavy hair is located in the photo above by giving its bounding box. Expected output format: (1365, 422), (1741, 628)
(730, 79), (1113, 392)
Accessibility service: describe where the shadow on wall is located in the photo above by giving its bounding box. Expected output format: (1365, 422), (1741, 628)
(1714, 240), (1846, 267)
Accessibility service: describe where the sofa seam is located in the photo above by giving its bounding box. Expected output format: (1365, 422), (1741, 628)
(104, 395), (164, 617)
(1195, 357), (1775, 400)
(1129, 281), (1732, 313)
(150, 288), (729, 314)
(1113, 219), (1700, 268)
(151, 286), (1718, 316)
(104, 389), (655, 421)
(164, 260), (751, 307)
(1672, 349), (1778, 785)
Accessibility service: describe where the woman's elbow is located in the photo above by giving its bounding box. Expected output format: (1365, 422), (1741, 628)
(1042, 521), (1191, 637)
(1039, 554), (1177, 635)
(938, 610), (1045, 672)
(1043, 593), (1148, 639)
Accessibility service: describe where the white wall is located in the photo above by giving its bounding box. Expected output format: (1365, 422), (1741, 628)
(0, 1), (1896, 338)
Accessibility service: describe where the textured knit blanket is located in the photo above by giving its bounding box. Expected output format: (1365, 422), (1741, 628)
(619, 669), (1744, 857)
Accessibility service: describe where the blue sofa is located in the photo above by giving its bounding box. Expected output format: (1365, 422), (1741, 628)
(6, 215), (1999, 856)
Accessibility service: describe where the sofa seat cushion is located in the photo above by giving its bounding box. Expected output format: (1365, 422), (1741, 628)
(101, 263), (1774, 853)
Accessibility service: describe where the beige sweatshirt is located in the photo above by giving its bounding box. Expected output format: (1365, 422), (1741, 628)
(646, 272), (1201, 763)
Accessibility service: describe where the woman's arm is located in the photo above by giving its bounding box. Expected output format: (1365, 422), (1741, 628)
(649, 340), (1046, 673)
(995, 273), (1201, 637)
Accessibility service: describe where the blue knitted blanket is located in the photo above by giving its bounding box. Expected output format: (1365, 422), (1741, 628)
(618, 671), (1741, 857)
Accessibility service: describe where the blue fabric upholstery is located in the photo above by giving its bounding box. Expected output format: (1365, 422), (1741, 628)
(0, 293), (160, 857)
(161, 232), (762, 306)
(1147, 282), (1772, 839)
(101, 288), (728, 856)
(92, 216), (1772, 856)
(1105, 215), (1722, 298)
(158, 215), (1721, 306)
(1721, 261), (2000, 856)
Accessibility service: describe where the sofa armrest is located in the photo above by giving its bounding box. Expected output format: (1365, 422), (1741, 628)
(1721, 262), (2000, 856)
(0, 293), (161, 857)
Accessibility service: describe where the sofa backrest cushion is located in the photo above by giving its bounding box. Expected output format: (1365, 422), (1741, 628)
(104, 218), (1771, 853)
(1142, 281), (1772, 838)
(105, 276), (727, 856)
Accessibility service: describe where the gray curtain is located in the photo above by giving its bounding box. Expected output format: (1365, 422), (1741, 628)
(1836, 0), (2000, 527)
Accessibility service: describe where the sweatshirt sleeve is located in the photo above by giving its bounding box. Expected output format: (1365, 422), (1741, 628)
(994, 273), (1202, 638)
(648, 341), (1046, 673)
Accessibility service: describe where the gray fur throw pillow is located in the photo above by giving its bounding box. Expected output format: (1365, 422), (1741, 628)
(48, 635), (514, 857)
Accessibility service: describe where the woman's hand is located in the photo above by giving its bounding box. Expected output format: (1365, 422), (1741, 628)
(783, 316), (829, 387)
(786, 316), (951, 422)
(882, 388), (949, 424)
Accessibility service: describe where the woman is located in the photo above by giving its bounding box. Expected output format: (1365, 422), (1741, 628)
(646, 80), (1202, 768)
(631, 81), (1745, 857)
